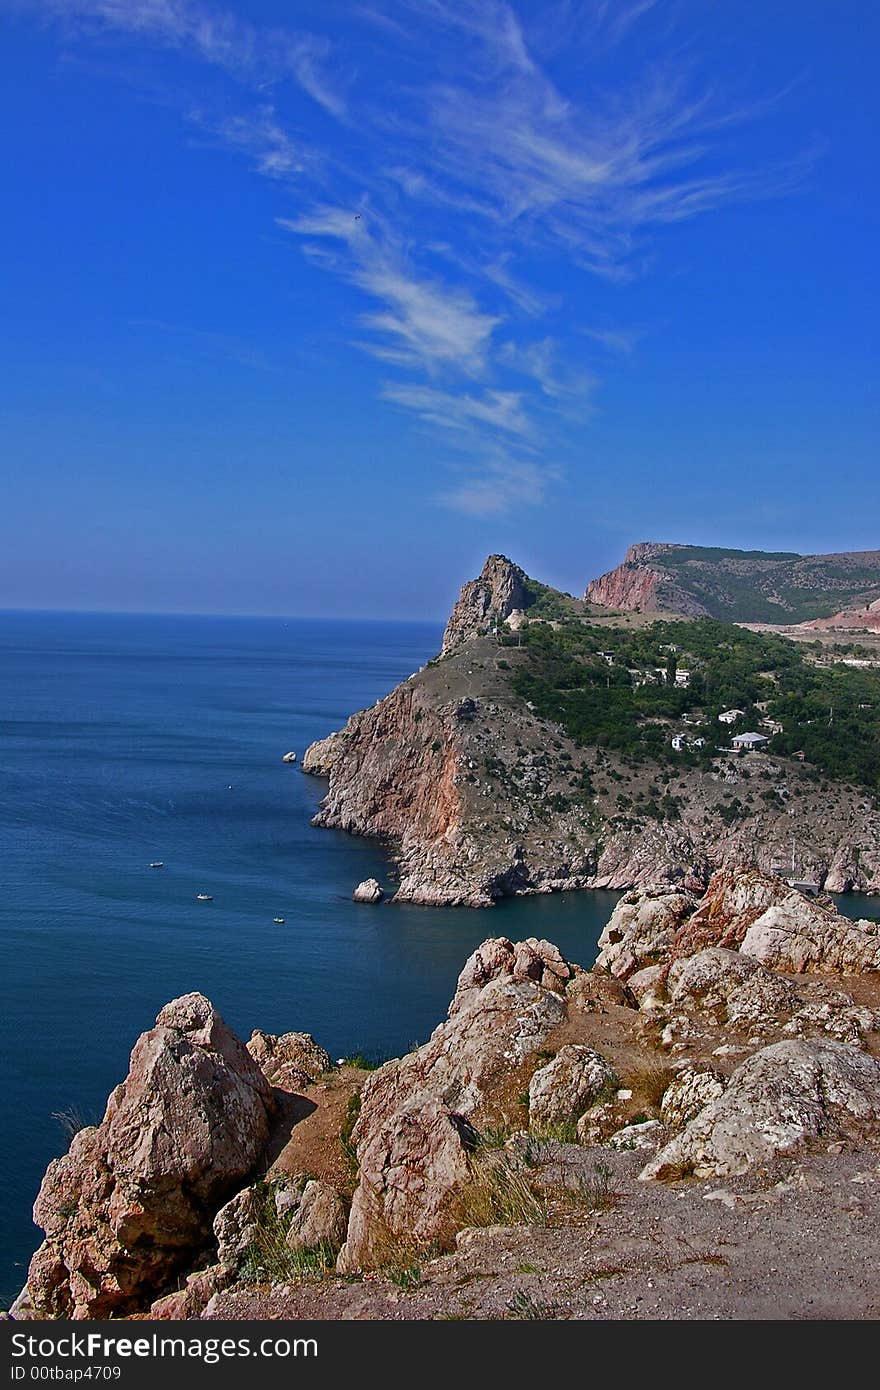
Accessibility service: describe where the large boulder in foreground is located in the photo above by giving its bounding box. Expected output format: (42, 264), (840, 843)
(22, 994), (275, 1319)
(641, 1040), (880, 1181)
(337, 937), (571, 1273)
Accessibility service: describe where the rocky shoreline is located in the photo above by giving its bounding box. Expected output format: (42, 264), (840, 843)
(9, 868), (880, 1322)
(299, 558), (880, 906)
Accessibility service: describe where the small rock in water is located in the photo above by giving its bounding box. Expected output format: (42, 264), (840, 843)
(353, 878), (384, 904)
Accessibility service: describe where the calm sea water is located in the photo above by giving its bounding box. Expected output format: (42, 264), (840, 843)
(0, 611), (625, 1304)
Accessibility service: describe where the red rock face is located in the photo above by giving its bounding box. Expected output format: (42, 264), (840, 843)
(801, 600), (880, 631)
(584, 561), (664, 612)
(584, 542), (708, 615)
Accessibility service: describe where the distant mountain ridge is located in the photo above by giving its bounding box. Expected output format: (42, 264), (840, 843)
(585, 542), (880, 623)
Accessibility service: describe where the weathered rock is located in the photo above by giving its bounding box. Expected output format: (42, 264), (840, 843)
(669, 948), (796, 1022)
(566, 969), (635, 1012)
(23, 993), (275, 1319)
(353, 878), (384, 904)
(441, 555), (532, 654)
(336, 937), (570, 1272)
(641, 1041), (880, 1180)
(626, 964), (667, 1010)
(607, 1119), (666, 1151)
(739, 900), (880, 974)
(659, 1068), (727, 1131)
(285, 1181), (348, 1254)
(594, 890), (696, 979)
(301, 730), (347, 777)
(528, 1046), (618, 1131)
(247, 1030), (331, 1089)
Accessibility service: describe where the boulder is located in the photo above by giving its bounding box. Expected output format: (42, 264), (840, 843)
(247, 1030), (331, 1089)
(353, 878), (384, 904)
(607, 1119), (666, 1151)
(594, 890), (696, 979)
(23, 993), (275, 1319)
(740, 901), (880, 974)
(659, 1067), (727, 1131)
(641, 1040), (880, 1180)
(285, 1181), (348, 1254)
(336, 937), (571, 1272)
(528, 1046), (618, 1131)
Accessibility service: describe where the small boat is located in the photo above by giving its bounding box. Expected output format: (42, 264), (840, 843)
(281, 751), (297, 763)
(196, 893), (213, 902)
(273, 916), (285, 925)
(149, 862), (164, 869)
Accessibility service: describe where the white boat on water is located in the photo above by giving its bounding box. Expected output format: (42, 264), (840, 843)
(149, 862), (164, 869)
(273, 916), (285, 924)
(196, 893), (213, 902)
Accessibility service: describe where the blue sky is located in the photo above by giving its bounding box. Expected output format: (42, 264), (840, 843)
(1, 1), (877, 618)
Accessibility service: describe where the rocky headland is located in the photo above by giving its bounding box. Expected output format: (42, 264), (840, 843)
(10, 869), (880, 1321)
(301, 554), (880, 906)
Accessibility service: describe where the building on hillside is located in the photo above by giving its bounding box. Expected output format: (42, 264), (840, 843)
(718, 708), (745, 724)
(732, 731), (769, 751)
(760, 717), (784, 735)
(674, 669), (691, 687)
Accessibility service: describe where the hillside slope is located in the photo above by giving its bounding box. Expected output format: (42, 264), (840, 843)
(303, 557), (880, 905)
(585, 542), (880, 623)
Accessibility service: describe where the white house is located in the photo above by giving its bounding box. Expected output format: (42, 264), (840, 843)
(671, 734), (687, 751)
(732, 731), (769, 750)
(718, 708), (745, 724)
(674, 669), (691, 688)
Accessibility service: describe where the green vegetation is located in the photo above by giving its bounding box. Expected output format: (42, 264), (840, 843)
(653, 545), (880, 623)
(507, 617), (880, 790)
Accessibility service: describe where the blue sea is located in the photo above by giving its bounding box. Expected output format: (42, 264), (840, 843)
(0, 611), (627, 1305)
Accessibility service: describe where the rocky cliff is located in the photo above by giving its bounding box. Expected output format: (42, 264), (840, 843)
(12, 872), (880, 1321)
(301, 559), (880, 906)
(586, 543), (880, 623)
(441, 553), (533, 654)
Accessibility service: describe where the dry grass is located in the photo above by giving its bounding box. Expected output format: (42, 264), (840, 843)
(454, 1153), (548, 1231)
(627, 1063), (677, 1111)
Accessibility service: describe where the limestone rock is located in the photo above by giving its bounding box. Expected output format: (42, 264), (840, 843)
(247, 1030), (331, 1089)
(607, 1119), (666, 1151)
(353, 878), (384, 904)
(626, 964), (667, 1010)
(441, 555), (532, 654)
(301, 730), (347, 777)
(566, 969), (635, 1012)
(285, 1181), (348, 1254)
(739, 900), (880, 974)
(528, 1046), (618, 1131)
(336, 937), (571, 1272)
(660, 1068), (727, 1131)
(23, 993), (274, 1319)
(594, 889), (696, 979)
(641, 1040), (880, 1180)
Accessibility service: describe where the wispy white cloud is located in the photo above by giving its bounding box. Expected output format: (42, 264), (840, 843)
(499, 338), (596, 408)
(281, 207), (500, 377)
(381, 383), (531, 437)
(22, 0), (808, 520)
(190, 105), (316, 179)
(28, 0), (348, 116)
(436, 452), (557, 517)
